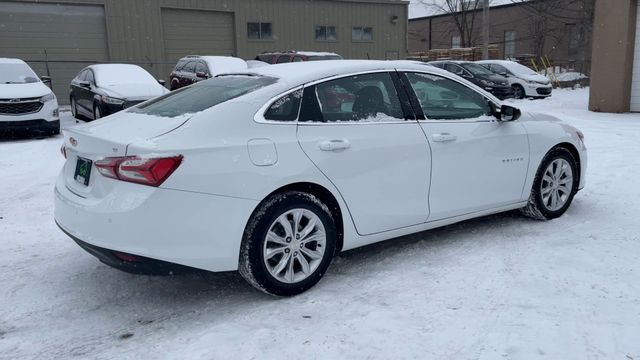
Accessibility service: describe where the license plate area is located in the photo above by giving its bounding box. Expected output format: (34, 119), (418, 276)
(74, 156), (92, 186)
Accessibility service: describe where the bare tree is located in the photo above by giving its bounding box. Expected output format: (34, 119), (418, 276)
(417, 0), (485, 48)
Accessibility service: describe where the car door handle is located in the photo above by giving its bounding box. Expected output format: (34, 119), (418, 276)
(318, 139), (351, 151)
(431, 133), (457, 142)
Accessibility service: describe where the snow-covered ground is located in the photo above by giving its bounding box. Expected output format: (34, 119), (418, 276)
(1, 88), (640, 359)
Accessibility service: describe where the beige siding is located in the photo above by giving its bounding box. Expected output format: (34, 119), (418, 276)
(1, 0), (408, 103)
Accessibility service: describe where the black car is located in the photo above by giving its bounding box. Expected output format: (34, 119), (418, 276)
(429, 61), (513, 99)
(69, 64), (168, 121)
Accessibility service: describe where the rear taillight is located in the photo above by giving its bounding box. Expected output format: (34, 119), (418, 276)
(94, 155), (183, 187)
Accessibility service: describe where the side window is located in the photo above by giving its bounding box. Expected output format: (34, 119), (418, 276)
(276, 55), (291, 64)
(404, 72), (492, 120)
(195, 62), (208, 75)
(301, 72), (404, 122)
(445, 64), (463, 75)
(292, 56), (304, 62)
(85, 70), (95, 84)
(492, 64), (510, 75)
(264, 89), (303, 121)
(76, 70), (87, 81)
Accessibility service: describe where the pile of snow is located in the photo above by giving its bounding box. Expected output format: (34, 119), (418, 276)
(1, 90), (640, 359)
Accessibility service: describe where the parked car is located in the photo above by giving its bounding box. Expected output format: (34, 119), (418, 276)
(246, 60), (270, 69)
(429, 60), (513, 99)
(477, 60), (553, 99)
(256, 51), (343, 64)
(169, 56), (247, 90)
(55, 60), (586, 296)
(0, 58), (59, 136)
(70, 64), (168, 121)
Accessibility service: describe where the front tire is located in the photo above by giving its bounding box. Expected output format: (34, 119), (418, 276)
(239, 191), (337, 296)
(512, 84), (526, 99)
(521, 147), (578, 220)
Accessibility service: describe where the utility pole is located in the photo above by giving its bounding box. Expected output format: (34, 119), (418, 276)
(482, 0), (490, 60)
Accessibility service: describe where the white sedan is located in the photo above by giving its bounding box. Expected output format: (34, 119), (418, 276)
(477, 60), (553, 99)
(54, 60), (587, 296)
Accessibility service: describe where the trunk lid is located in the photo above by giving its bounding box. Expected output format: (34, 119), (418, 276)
(62, 111), (189, 197)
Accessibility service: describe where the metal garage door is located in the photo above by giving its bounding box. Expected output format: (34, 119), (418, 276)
(0, 2), (109, 104)
(631, 1), (640, 111)
(161, 8), (235, 73)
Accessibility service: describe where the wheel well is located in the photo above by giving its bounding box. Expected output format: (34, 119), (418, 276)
(554, 142), (581, 185)
(262, 182), (345, 253)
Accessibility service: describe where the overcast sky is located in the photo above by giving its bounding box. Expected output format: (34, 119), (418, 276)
(408, 0), (514, 19)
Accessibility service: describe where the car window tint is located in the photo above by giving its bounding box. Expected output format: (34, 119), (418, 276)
(276, 56), (290, 64)
(404, 72), (492, 120)
(264, 89), (303, 121)
(301, 72), (404, 122)
(129, 75), (277, 118)
(492, 64), (509, 75)
(292, 56), (304, 62)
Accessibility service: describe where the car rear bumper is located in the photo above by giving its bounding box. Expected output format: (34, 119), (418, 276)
(54, 170), (258, 272)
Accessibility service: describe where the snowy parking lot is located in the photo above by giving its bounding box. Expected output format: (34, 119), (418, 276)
(1, 88), (640, 359)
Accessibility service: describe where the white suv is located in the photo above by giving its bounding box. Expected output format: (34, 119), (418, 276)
(0, 58), (60, 136)
(477, 60), (553, 99)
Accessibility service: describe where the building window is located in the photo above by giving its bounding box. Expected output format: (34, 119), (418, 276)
(315, 25), (337, 41)
(352, 26), (373, 41)
(567, 24), (581, 50)
(504, 31), (516, 58)
(247, 22), (272, 40)
(451, 35), (461, 49)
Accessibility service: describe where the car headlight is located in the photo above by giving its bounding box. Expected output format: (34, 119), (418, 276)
(101, 96), (125, 105)
(40, 92), (56, 103)
(480, 79), (495, 86)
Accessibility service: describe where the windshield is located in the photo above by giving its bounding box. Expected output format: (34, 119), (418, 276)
(461, 63), (495, 76)
(307, 55), (343, 61)
(506, 62), (538, 76)
(129, 75), (277, 117)
(94, 65), (157, 86)
(0, 63), (39, 84)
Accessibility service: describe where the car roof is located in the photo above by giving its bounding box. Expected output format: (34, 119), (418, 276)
(0, 58), (28, 65)
(476, 60), (513, 66)
(430, 60), (471, 65)
(225, 60), (453, 87)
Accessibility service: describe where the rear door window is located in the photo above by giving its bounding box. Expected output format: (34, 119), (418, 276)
(129, 75), (277, 118)
(276, 55), (291, 64)
(300, 72), (404, 122)
(264, 89), (303, 121)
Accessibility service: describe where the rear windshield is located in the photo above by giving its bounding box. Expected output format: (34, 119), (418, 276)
(0, 63), (39, 84)
(307, 55), (343, 61)
(129, 75), (277, 118)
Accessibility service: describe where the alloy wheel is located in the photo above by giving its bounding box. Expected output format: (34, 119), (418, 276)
(263, 208), (327, 284)
(540, 158), (573, 211)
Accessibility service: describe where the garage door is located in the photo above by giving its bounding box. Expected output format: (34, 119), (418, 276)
(161, 8), (235, 75)
(0, 2), (109, 104)
(631, 2), (640, 111)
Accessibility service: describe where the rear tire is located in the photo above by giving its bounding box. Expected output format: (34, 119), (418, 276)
(520, 147), (578, 220)
(239, 191), (337, 296)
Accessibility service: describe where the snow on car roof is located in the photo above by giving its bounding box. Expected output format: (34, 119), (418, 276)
(476, 60), (538, 75)
(230, 60), (451, 88)
(0, 58), (28, 65)
(293, 51), (341, 57)
(88, 64), (157, 85)
(194, 56), (248, 75)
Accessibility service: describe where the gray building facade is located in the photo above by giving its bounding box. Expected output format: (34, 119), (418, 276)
(0, 0), (408, 104)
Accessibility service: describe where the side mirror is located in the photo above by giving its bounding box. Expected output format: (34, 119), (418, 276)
(500, 104), (521, 122)
(78, 80), (91, 89)
(196, 71), (209, 79)
(158, 79), (166, 86)
(499, 72), (508, 77)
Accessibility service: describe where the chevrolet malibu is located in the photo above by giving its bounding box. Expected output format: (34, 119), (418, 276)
(55, 60), (587, 296)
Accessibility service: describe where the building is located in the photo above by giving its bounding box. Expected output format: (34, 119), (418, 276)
(589, 0), (639, 112)
(408, 0), (593, 72)
(0, 0), (408, 104)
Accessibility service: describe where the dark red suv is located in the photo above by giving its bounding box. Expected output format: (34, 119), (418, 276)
(255, 51), (343, 64)
(168, 56), (247, 90)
